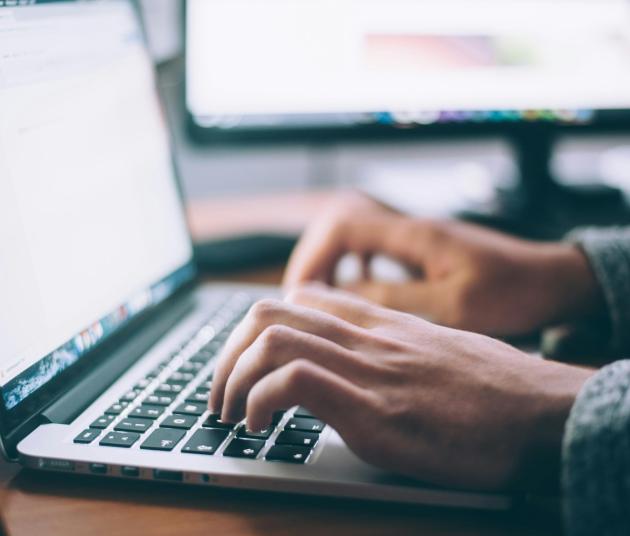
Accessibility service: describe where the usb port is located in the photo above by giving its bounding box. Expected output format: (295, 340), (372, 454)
(89, 463), (107, 475)
(153, 469), (182, 482)
(121, 466), (139, 478)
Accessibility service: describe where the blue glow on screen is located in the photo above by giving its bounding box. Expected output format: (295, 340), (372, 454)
(2, 265), (194, 411)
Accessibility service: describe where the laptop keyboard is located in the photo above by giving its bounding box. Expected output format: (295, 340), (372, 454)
(73, 292), (326, 465)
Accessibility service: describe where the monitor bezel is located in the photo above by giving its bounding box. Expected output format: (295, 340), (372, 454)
(183, 0), (630, 145)
(0, 0), (198, 459)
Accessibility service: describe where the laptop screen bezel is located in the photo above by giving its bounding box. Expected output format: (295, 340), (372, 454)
(0, 0), (199, 458)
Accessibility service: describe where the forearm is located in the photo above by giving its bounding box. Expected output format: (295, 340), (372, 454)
(567, 227), (630, 354)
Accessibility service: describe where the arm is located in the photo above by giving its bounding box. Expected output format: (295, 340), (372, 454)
(563, 360), (630, 536)
(567, 228), (630, 354)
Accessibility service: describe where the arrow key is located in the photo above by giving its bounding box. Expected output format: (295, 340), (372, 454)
(100, 431), (140, 448)
(265, 445), (311, 464)
(222, 438), (264, 459)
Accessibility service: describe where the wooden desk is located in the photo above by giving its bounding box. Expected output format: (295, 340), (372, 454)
(0, 456), (561, 536)
(0, 193), (563, 536)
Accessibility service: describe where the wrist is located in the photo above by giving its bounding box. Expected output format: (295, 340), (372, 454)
(515, 363), (595, 491)
(537, 243), (605, 324)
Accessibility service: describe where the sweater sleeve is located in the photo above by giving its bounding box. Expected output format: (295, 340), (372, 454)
(567, 227), (630, 354)
(562, 360), (630, 536)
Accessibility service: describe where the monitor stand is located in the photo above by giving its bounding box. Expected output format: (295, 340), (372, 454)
(459, 127), (630, 240)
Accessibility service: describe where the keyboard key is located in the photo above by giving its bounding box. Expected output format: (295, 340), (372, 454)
(275, 431), (319, 448)
(120, 390), (140, 402)
(90, 415), (115, 429)
(182, 429), (229, 455)
(154, 383), (184, 396)
(104, 402), (129, 415)
(178, 361), (204, 374)
(115, 418), (152, 434)
(294, 407), (316, 419)
(202, 340), (222, 353)
(285, 417), (325, 433)
(265, 445), (311, 464)
(145, 394), (175, 406)
(140, 428), (186, 451)
(173, 402), (206, 416)
(223, 438), (264, 459)
(189, 351), (212, 364)
(134, 378), (152, 390)
(100, 431), (140, 448)
(185, 391), (209, 404)
(74, 429), (101, 444)
(160, 414), (197, 429)
(271, 410), (286, 424)
(197, 381), (212, 391)
(202, 414), (236, 430)
(167, 371), (195, 385)
(237, 426), (273, 440)
(130, 404), (165, 420)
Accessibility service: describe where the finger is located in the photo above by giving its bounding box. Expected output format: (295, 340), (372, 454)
(221, 325), (368, 422)
(285, 282), (390, 328)
(283, 210), (408, 289)
(245, 358), (371, 435)
(342, 280), (441, 318)
(209, 298), (367, 413)
(283, 217), (346, 287)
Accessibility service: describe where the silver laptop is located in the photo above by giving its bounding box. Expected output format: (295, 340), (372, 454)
(0, 0), (510, 510)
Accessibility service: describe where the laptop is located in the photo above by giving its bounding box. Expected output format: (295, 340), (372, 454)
(0, 0), (510, 510)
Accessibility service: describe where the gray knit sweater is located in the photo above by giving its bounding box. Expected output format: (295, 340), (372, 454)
(562, 228), (630, 535)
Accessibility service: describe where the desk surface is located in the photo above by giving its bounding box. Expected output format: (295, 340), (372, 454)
(0, 455), (561, 536)
(0, 193), (563, 536)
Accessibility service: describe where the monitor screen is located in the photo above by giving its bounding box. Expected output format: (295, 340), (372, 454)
(0, 0), (194, 412)
(186, 0), (630, 133)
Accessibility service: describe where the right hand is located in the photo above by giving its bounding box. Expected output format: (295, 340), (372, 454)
(283, 192), (603, 336)
(210, 284), (593, 491)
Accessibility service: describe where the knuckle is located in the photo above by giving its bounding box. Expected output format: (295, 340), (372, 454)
(284, 359), (314, 389)
(249, 298), (283, 324)
(258, 324), (292, 352)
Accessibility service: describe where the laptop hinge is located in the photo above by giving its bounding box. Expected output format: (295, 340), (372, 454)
(40, 293), (195, 426)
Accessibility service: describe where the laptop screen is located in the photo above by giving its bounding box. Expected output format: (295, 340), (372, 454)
(0, 1), (194, 412)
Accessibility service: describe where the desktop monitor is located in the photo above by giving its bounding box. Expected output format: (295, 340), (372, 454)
(186, 0), (630, 233)
(186, 0), (630, 142)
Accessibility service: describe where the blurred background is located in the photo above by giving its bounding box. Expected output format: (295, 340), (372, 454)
(140, 0), (630, 268)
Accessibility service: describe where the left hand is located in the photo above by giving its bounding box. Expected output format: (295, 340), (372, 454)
(210, 284), (593, 491)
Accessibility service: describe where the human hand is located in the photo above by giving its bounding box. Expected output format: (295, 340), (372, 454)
(210, 284), (593, 491)
(283, 192), (603, 336)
